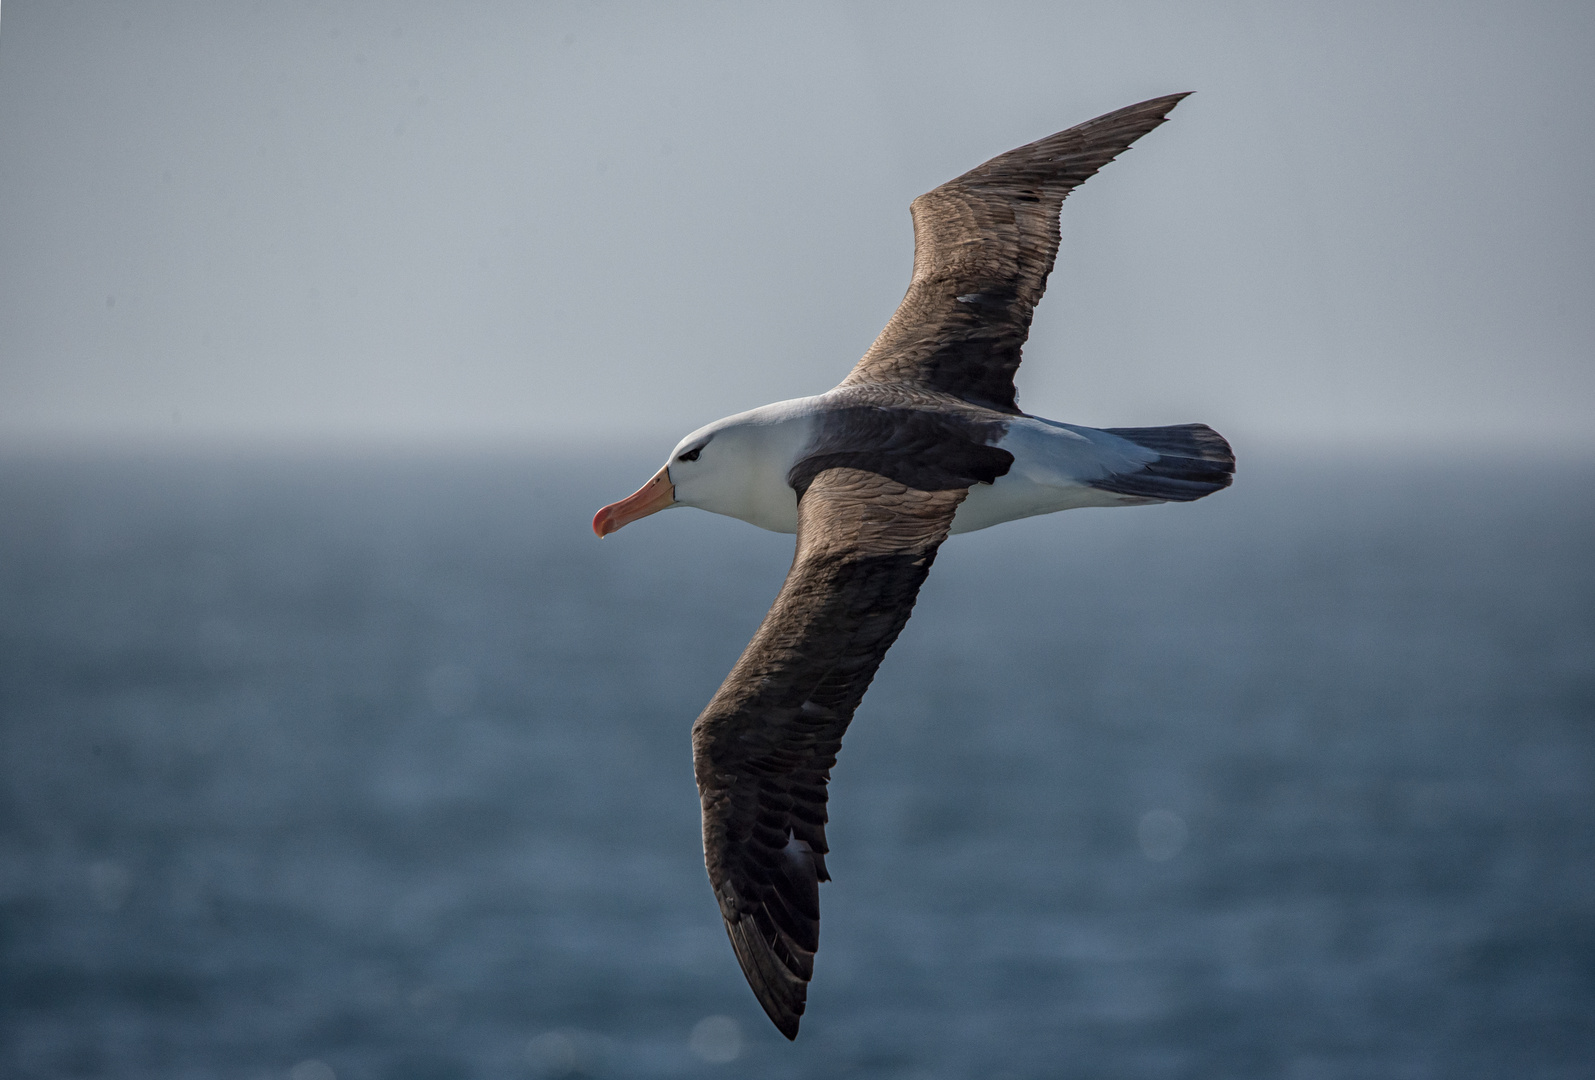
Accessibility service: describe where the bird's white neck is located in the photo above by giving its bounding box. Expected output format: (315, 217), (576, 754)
(669, 397), (822, 533)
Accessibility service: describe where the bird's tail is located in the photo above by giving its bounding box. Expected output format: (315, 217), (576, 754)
(1090, 424), (1235, 502)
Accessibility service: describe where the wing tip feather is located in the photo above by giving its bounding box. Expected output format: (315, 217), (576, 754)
(725, 916), (807, 1039)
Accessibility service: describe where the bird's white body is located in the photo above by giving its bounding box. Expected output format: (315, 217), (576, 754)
(664, 395), (1163, 536)
(950, 415), (1162, 532)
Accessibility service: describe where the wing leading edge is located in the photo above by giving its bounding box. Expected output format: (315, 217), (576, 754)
(842, 92), (1191, 413)
(690, 468), (966, 1037)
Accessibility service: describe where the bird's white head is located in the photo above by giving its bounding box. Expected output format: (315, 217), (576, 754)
(592, 397), (820, 537)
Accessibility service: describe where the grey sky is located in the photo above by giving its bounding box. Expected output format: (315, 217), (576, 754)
(1, 1), (1591, 450)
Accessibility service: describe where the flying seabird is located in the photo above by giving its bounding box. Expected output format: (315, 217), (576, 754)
(592, 93), (1232, 1039)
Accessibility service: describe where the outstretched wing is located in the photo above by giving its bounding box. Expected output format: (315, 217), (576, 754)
(691, 468), (966, 1038)
(842, 93), (1190, 413)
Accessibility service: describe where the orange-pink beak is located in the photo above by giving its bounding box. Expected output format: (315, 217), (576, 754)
(593, 465), (675, 537)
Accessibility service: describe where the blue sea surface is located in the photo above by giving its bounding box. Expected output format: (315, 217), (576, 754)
(1, 450), (1592, 1079)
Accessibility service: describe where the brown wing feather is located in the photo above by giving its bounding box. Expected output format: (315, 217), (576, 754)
(842, 93), (1191, 413)
(691, 469), (966, 1038)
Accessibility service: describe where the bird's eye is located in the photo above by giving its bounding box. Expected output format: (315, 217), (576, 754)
(677, 447), (701, 462)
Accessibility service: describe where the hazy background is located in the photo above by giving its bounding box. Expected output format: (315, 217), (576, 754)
(3, 5), (1595, 1079)
(1, 0), (1592, 450)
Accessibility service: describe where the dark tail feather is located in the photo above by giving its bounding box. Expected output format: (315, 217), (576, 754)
(1091, 423), (1235, 502)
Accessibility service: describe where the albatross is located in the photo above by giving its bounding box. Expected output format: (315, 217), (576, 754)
(592, 92), (1232, 1038)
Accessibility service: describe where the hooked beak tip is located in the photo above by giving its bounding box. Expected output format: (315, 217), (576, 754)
(592, 465), (675, 539)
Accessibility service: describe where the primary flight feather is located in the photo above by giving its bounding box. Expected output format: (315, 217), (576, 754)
(593, 92), (1233, 1039)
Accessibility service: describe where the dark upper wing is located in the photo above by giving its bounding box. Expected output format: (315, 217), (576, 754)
(690, 468), (965, 1038)
(841, 93), (1190, 413)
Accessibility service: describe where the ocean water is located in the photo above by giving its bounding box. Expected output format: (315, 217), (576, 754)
(1, 450), (1592, 1079)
